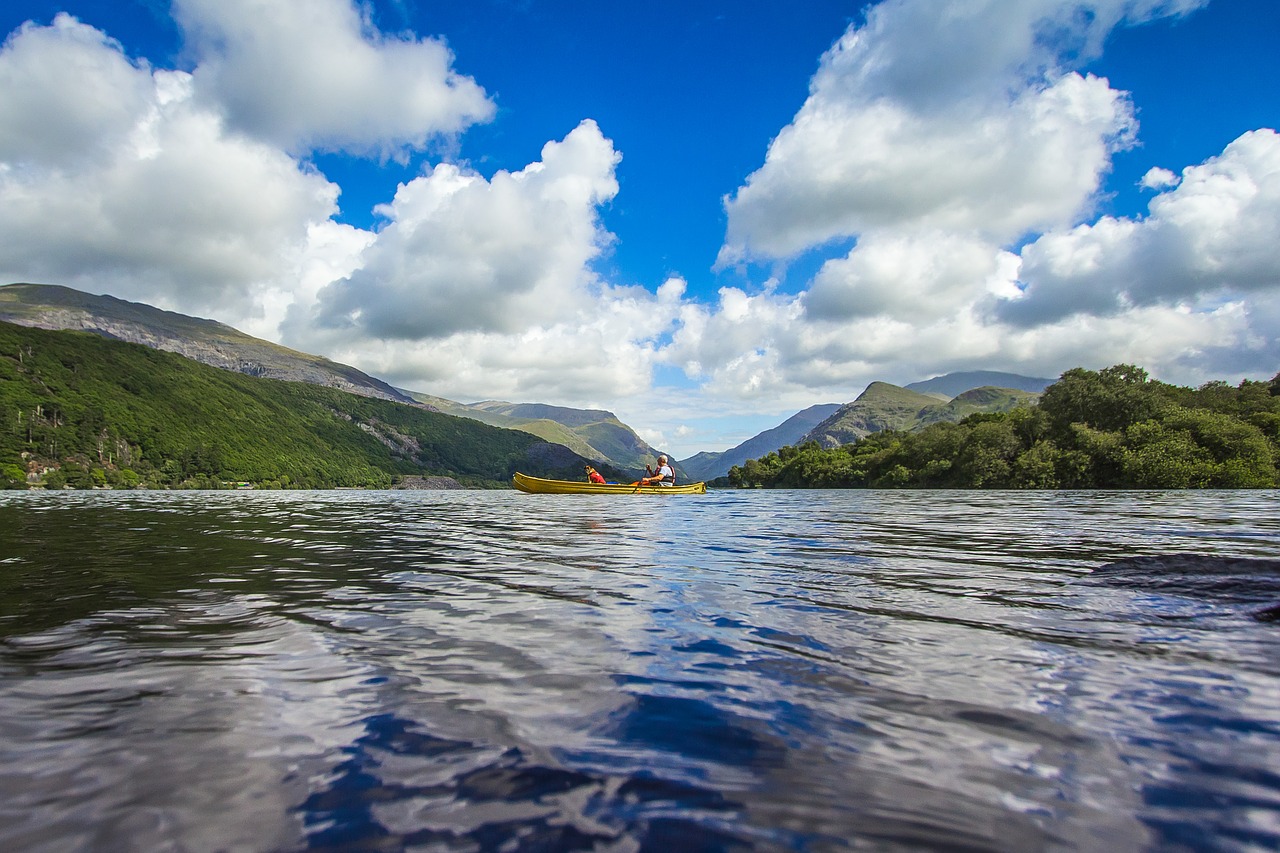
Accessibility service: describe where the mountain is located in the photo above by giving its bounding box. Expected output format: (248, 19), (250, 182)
(0, 321), (590, 489)
(0, 283), (673, 479)
(402, 394), (668, 477)
(913, 386), (1043, 426)
(679, 403), (841, 481)
(802, 382), (1039, 447)
(0, 283), (415, 404)
(803, 383), (942, 446)
(906, 370), (1053, 397)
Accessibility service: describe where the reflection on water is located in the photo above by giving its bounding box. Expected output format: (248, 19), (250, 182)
(1, 489), (1278, 850)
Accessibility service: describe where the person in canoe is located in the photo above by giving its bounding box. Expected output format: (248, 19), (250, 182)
(639, 455), (675, 487)
(584, 465), (606, 484)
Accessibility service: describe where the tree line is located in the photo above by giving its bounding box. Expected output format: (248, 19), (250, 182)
(728, 365), (1280, 489)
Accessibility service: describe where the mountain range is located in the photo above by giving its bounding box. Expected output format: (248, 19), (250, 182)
(679, 404), (842, 481)
(0, 282), (1055, 482)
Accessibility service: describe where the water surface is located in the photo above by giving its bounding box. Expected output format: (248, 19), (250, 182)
(1, 489), (1278, 851)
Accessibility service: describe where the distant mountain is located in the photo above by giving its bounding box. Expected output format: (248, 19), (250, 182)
(0, 321), (592, 489)
(802, 382), (1039, 447)
(0, 283), (415, 404)
(906, 370), (1053, 397)
(680, 403), (841, 481)
(402, 394), (668, 477)
(914, 386), (1042, 426)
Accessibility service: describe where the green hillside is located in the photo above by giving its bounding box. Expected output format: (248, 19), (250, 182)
(403, 393), (665, 475)
(0, 283), (413, 403)
(914, 386), (1041, 426)
(0, 322), (588, 489)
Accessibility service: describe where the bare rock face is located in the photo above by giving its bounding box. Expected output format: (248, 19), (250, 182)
(0, 284), (415, 404)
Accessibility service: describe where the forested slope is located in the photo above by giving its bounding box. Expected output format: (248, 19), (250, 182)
(0, 322), (586, 489)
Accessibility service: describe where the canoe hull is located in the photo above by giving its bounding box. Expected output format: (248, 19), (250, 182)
(512, 472), (707, 495)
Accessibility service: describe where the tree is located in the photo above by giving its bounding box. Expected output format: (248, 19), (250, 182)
(1038, 365), (1169, 438)
(1067, 424), (1125, 487)
(956, 419), (1021, 487)
(1011, 440), (1061, 489)
(1, 462), (26, 489)
(1160, 407), (1276, 487)
(1122, 420), (1214, 488)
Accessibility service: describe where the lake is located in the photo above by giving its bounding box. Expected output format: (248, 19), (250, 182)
(1, 489), (1278, 851)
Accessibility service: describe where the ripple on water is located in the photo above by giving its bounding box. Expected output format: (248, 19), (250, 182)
(0, 489), (1278, 850)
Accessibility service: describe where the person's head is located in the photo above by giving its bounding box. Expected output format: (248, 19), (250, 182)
(585, 465), (594, 473)
(658, 455), (667, 464)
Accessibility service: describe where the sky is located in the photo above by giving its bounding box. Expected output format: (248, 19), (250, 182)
(1, 0), (1277, 460)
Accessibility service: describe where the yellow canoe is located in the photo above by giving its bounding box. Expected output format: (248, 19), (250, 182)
(512, 472), (707, 495)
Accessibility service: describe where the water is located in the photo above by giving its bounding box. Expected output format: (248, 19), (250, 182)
(1, 489), (1278, 852)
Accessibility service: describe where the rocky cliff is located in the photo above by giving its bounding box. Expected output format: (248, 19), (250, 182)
(0, 283), (415, 404)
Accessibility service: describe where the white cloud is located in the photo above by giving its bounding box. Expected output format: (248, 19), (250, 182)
(721, 71), (1136, 262)
(0, 14), (153, 166)
(302, 119), (621, 342)
(662, 285), (800, 391)
(321, 316), (657, 406)
(0, 17), (339, 321)
(1002, 129), (1280, 324)
(718, 0), (1210, 265)
(239, 220), (375, 342)
(1140, 166), (1179, 190)
(175, 0), (494, 155)
(810, 0), (1206, 114)
(992, 300), (1269, 384)
(804, 230), (1020, 322)
(300, 271), (690, 411)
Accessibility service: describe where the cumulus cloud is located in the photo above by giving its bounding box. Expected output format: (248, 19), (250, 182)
(274, 121), (712, 409)
(813, 0), (1206, 112)
(1002, 129), (1280, 324)
(302, 120), (621, 341)
(175, 0), (494, 155)
(803, 230), (1020, 322)
(303, 274), (688, 408)
(994, 300), (1271, 385)
(0, 14), (153, 166)
(0, 16), (339, 320)
(719, 0), (1208, 264)
(1140, 166), (1179, 190)
(722, 71), (1135, 261)
(663, 284), (800, 392)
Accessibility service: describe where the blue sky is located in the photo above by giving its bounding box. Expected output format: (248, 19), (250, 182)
(1, 0), (1277, 459)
